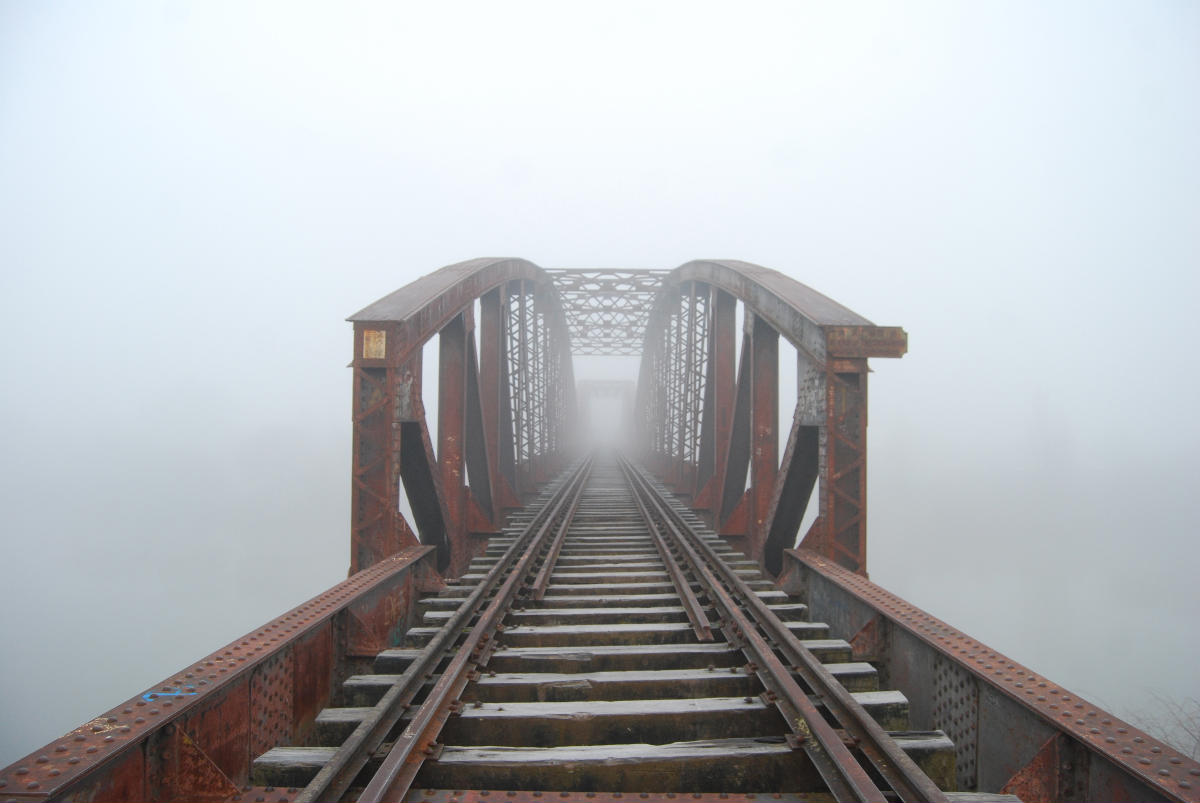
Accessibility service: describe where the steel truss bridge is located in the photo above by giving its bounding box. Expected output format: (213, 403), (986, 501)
(2, 259), (1195, 803)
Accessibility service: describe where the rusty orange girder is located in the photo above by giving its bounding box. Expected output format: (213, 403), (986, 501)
(347, 258), (575, 577)
(635, 260), (906, 577)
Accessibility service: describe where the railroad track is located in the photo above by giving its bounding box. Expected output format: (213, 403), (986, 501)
(251, 455), (988, 802)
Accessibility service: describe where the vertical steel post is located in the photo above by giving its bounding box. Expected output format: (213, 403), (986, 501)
(464, 335), (494, 520)
(821, 358), (870, 574)
(748, 314), (779, 564)
(719, 336), (753, 529)
(757, 346), (824, 575)
(438, 313), (469, 575)
(634, 315), (660, 465)
(350, 324), (421, 574)
(479, 287), (520, 512)
(695, 288), (736, 514)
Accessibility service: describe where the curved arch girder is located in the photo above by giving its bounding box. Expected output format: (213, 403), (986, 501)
(636, 259), (907, 577)
(348, 258), (576, 577)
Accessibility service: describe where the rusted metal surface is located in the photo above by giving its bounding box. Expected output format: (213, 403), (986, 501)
(672, 260), (873, 360)
(478, 287), (521, 512)
(439, 312), (470, 575)
(694, 287), (735, 510)
(782, 548), (1200, 802)
(717, 337), (752, 530)
(546, 269), (667, 356)
(403, 792), (833, 803)
(464, 334), (495, 522)
(0, 547), (436, 803)
(796, 357), (870, 574)
(160, 724), (242, 802)
(635, 282), (710, 493)
(635, 260), (905, 577)
(232, 787), (301, 803)
(762, 412), (819, 576)
(748, 314), (778, 565)
(402, 414), (453, 572)
(250, 652), (295, 757)
(502, 279), (576, 490)
(349, 258), (551, 368)
(350, 357), (423, 574)
(824, 326), (908, 359)
(351, 260), (574, 574)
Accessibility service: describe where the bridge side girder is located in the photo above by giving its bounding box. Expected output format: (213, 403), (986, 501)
(348, 258), (575, 576)
(637, 260), (907, 576)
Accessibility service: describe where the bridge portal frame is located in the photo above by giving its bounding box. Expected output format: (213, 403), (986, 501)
(347, 257), (576, 577)
(637, 259), (907, 577)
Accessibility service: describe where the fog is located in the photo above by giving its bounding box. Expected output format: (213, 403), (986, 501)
(2, 2), (1198, 765)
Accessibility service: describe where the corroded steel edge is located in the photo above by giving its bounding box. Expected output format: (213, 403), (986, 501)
(404, 793), (827, 803)
(160, 789), (833, 803)
(0, 546), (435, 801)
(349, 258), (571, 371)
(667, 259), (907, 364)
(786, 547), (1200, 802)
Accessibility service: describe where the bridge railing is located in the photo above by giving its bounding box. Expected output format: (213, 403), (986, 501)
(0, 547), (441, 803)
(781, 547), (1199, 802)
(636, 260), (907, 576)
(347, 258), (575, 576)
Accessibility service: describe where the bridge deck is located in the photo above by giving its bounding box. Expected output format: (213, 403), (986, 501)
(247, 456), (964, 801)
(3, 455), (1193, 803)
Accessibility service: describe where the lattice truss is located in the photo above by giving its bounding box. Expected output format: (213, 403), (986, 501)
(504, 280), (574, 468)
(547, 269), (668, 355)
(639, 282), (710, 467)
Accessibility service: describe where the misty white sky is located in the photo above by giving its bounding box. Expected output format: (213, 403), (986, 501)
(2, 1), (1198, 766)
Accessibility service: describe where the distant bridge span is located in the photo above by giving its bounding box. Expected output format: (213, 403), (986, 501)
(2, 258), (1194, 803)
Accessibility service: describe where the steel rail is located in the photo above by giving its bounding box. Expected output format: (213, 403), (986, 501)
(295, 460), (590, 803)
(626, 475), (713, 641)
(621, 458), (949, 803)
(528, 461), (593, 600)
(357, 456), (593, 803)
(618, 458), (883, 802)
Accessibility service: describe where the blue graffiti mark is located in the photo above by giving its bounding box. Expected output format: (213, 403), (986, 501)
(142, 687), (199, 702)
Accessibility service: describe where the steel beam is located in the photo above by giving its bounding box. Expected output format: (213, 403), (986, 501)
(644, 259), (906, 576)
(0, 548), (438, 803)
(763, 411), (820, 575)
(477, 287), (519, 512)
(349, 326), (422, 574)
(694, 288), (735, 513)
(798, 357), (870, 574)
(718, 337), (753, 531)
(463, 335), (494, 522)
(438, 312), (469, 575)
(348, 258), (548, 369)
(780, 548), (1200, 802)
(748, 313), (779, 564)
(670, 259), (906, 363)
(399, 416), (450, 571)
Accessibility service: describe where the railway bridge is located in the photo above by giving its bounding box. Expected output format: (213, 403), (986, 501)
(3, 258), (1196, 803)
